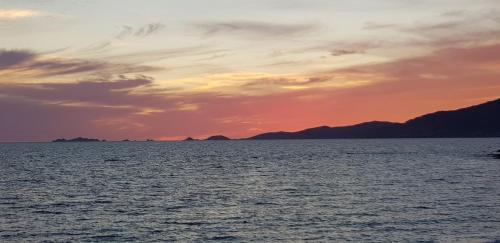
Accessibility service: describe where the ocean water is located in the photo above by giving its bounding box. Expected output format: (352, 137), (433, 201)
(1, 139), (499, 242)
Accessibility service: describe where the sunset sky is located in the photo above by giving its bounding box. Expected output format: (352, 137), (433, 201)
(1, 0), (500, 142)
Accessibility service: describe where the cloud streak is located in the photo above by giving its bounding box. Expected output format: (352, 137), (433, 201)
(0, 49), (160, 80)
(116, 23), (165, 39)
(330, 49), (362, 56)
(196, 21), (317, 37)
(0, 75), (153, 106)
(0, 9), (41, 19)
(363, 9), (500, 47)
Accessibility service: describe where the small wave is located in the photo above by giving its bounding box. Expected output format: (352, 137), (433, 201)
(0, 202), (17, 205)
(0, 197), (19, 200)
(412, 206), (433, 210)
(94, 199), (113, 204)
(206, 235), (240, 241)
(254, 201), (279, 206)
(346, 151), (414, 155)
(89, 234), (123, 241)
(303, 236), (326, 241)
(165, 221), (213, 226)
(163, 205), (188, 211)
(97, 228), (125, 233)
(335, 212), (378, 217)
(49, 202), (75, 207)
(33, 210), (64, 215)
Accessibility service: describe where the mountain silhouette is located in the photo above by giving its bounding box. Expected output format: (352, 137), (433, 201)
(249, 98), (500, 139)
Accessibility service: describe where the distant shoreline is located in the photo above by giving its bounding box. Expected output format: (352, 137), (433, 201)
(1, 137), (500, 144)
(1, 98), (499, 143)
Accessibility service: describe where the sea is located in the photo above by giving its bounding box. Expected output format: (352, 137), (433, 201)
(1, 138), (499, 242)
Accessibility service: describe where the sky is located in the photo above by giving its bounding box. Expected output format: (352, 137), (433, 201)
(1, 0), (500, 142)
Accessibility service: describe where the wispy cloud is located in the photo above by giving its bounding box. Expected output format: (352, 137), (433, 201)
(115, 23), (165, 39)
(196, 20), (317, 38)
(0, 9), (41, 19)
(75, 23), (165, 55)
(0, 49), (160, 80)
(81, 41), (112, 53)
(0, 75), (159, 110)
(362, 9), (500, 47)
(294, 40), (382, 57)
(440, 10), (466, 17)
(102, 46), (225, 63)
(364, 19), (465, 33)
(134, 23), (165, 37)
(363, 22), (398, 30)
(330, 49), (362, 57)
(241, 75), (334, 93)
(0, 50), (37, 68)
(162, 71), (366, 97)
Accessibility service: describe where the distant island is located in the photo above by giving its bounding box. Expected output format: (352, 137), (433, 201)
(183, 135), (231, 141)
(122, 139), (155, 142)
(52, 137), (155, 142)
(205, 135), (231, 141)
(52, 137), (102, 142)
(247, 98), (500, 139)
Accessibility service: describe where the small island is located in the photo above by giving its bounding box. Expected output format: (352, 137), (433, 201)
(184, 137), (199, 141)
(205, 135), (231, 141)
(52, 137), (102, 142)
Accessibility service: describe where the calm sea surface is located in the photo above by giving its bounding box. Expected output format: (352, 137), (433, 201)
(1, 139), (499, 242)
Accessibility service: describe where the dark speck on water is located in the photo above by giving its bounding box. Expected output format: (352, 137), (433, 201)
(1, 138), (500, 242)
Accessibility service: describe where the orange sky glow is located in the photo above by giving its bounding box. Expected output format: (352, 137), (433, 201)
(1, 0), (499, 141)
